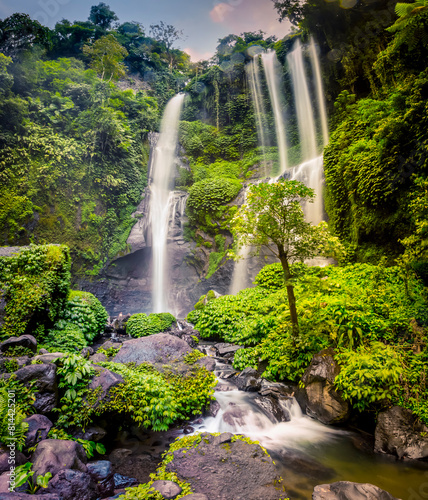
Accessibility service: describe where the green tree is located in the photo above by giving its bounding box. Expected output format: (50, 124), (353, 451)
(231, 180), (335, 336)
(149, 21), (185, 69)
(0, 13), (51, 58)
(88, 3), (118, 29)
(83, 33), (128, 80)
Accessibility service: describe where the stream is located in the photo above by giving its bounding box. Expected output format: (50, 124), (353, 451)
(110, 340), (428, 499)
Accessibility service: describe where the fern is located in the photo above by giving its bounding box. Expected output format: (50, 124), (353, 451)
(0, 389), (29, 451)
(387, 0), (428, 32)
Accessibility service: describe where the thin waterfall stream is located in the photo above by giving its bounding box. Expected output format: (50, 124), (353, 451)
(149, 93), (185, 313)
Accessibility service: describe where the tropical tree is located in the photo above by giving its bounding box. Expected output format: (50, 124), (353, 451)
(149, 21), (185, 69)
(88, 2), (118, 29)
(0, 13), (51, 58)
(231, 179), (338, 336)
(83, 33), (128, 80)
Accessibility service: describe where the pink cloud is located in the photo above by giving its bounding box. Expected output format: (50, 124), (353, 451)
(209, 0), (291, 40)
(184, 47), (215, 62)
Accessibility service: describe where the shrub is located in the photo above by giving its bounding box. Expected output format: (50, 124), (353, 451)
(0, 388), (29, 451)
(63, 291), (108, 342)
(126, 312), (175, 338)
(0, 245), (71, 338)
(41, 321), (87, 353)
(334, 342), (402, 411)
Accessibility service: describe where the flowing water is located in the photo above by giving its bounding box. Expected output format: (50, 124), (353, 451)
(261, 50), (288, 174)
(150, 93), (185, 313)
(246, 57), (270, 177)
(190, 355), (428, 500)
(309, 39), (329, 148)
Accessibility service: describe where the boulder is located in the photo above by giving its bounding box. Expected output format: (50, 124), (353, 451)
(374, 405), (428, 459)
(196, 356), (216, 372)
(31, 439), (87, 477)
(87, 366), (124, 409)
(73, 426), (107, 443)
(301, 349), (350, 425)
(254, 395), (291, 423)
(44, 469), (97, 500)
(87, 460), (115, 498)
(0, 446), (26, 474)
(312, 481), (399, 499)
(180, 495), (209, 500)
(89, 353), (107, 364)
(32, 353), (64, 364)
(113, 333), (193, 369)
(151, 480), (182, 499)
(113, 473), (138, 489)
(169, 326), (201, 348)
(205, 400), (221, 418)
(0, 335), (37, 354)
(0, 494), (60, 499)
(5, 363), (57, 414)
(80, 347), (94, 359)
(232, 367), (262, 392)
(214, 343), (243, 357)
(165, 432), (285, 499)
(24, 414), (53, 448)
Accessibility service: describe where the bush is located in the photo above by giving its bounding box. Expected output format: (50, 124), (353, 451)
(187, 177), (241, 215)
(126, 312), (176, 338)
(41, 321), (87, 353)
(63, 291), (108, 342)
(0, 245), (71, 338)
(335, 342), (402, 411)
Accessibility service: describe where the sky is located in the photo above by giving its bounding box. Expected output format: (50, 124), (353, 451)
(0, 0), (291, 61)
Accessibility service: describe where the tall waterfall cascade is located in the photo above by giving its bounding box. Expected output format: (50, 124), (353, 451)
(230, 39), (329, 294)
(150, 93), (185, 313)
(261, 50), (288, 174)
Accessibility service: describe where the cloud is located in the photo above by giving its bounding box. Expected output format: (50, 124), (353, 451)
(184, 46), (215, 62)
(209, 0), (291, 40)
(210, 2), (234, 23)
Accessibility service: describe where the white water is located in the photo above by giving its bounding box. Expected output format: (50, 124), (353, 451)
(290, 156), (324, 224)
(150, 94), (185, 313)
(246, 57), (270, 177)
(261, 50), (288, 174)
(287, 39), (318, 162)
(309, 38), (329, 147)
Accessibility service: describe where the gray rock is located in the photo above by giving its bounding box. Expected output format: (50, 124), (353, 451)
(0, 335), (37, 354)
(233, 367), (262, 392)
(180, 495), (209, 500)
(113, 333), (193, 368)
(31, 439), (87, 477)
(214, 343), (243, 356)
(312, 481), (400, 499)
(151, 480), (182, 499)
(196, 356), (216, 372)
(87, 460), (114, 497)
(73, 426), (107, 443)
(0, 446), (26, 474)
(0, 494), (60, 499)
(375, 406), (428, 459)
(24, 414), (53, 448)
(6, 363), (57, 414)
(87, 366), (124, 409)
(89, 353), (107, 363)
(113, 473), (138, 489)
(80, 347), (94, 358)
(32, 353), (64, 364)
(165, 432), (285, 500)
(301, 348), (350, 425)
(44, 469), (97, 500)
(205, 400), (221, 418)
(254, 395), (290, 423)
(38, 348), (49, 354)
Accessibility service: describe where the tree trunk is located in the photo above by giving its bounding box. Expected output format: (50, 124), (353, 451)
(278, 246), (299, 337)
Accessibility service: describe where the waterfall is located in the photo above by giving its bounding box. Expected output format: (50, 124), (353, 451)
(287, 39), (317, 162)
(261, 50), (288, 174)
(309, 38), (329, 147)
(150, 93), (185, 313)
(246, 57), (270, 177)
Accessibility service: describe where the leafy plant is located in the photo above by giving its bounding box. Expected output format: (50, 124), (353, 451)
(335, 342), (402, 412)
(13, 462), (52, 494)
(0, 388), (29, 451)
(126, 312), (175, 338)
(41, 321), (87, 353)
(48, 427), (106, 458)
